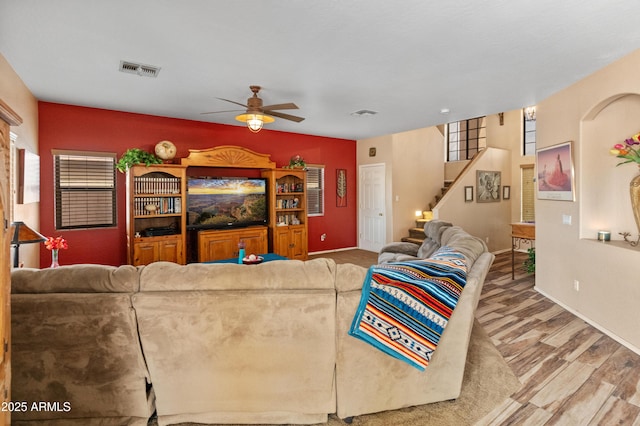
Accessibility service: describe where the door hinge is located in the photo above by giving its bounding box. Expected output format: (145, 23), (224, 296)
(4, 339), (7, 353)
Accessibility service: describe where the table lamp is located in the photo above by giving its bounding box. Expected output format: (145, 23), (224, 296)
(11, 221), (46, 268)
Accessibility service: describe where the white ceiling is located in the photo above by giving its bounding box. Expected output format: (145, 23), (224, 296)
(1, 0), (640, 140)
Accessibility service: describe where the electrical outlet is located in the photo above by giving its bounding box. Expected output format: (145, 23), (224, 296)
(574, 280), (580, 291)
(485, 236), (489, 244)
(321, 233), (326, 241)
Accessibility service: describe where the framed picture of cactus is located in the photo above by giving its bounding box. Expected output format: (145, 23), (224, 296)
(337, 169), (347, 207)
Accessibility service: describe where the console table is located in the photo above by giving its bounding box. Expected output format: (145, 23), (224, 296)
(511, 222), (535, 279)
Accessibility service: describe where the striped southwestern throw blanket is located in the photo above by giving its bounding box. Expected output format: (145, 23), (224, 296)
(349, 246), (468, 371)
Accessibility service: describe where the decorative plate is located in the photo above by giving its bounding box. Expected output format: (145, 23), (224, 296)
(242, 255), (264, 265)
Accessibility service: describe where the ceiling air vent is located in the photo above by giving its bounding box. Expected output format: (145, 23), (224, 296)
(119, 60), (161, 78)
(351, 109), (378, 117)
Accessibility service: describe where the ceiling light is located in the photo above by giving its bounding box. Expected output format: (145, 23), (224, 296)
(440, 108), (450, 114)
(235, 113), (275, 133)
(524, 106), (537, 121)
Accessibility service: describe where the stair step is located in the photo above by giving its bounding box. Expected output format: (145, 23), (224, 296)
(401, 236), (424, 245)
(408, 227), (425, 239)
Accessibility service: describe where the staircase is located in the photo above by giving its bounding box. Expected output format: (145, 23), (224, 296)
(399, 149), (486, 245)
(401, 180), (453, 244)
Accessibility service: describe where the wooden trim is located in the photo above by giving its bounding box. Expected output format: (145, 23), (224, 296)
(181, 145), (275, 169)
(0, 99), (22, 126)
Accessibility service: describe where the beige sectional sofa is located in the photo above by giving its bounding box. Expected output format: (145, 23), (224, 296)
(11, 224), (493, 425)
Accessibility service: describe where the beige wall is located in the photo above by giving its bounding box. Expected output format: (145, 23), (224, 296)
(357, 127), (445, 243)
(390, 127), (444, 241)
(536, 48), (640, 351)
(360, 109), (523, 252)
(434, 147), (512, 252)
(0, 54), (40, 268)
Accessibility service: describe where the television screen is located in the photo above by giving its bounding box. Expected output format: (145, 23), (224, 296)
(186, 177), (268, 229)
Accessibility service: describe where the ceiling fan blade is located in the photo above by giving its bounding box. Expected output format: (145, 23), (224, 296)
(201, 109), (244, 115)
(262, 102), (299, 111)
(216, 98), (249, 108)
(267, 110), (305, 123)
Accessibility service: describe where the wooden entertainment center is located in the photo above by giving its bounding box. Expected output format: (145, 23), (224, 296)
(126, 146), (308, 265)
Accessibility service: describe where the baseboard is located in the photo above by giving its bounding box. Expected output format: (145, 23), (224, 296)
(308, 246), (361, 255)
(534, 286), (640, 357)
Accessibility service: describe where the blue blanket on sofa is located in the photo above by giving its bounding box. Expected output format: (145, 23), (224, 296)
(349, 246), (467, 371)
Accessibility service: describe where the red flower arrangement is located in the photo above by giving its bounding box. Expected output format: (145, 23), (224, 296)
(45, 236), (68, 250)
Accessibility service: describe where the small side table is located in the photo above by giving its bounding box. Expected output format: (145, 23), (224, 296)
(511, 223), (535, 279)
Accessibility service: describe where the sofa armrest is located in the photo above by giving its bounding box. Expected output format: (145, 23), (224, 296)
(379, 242), (420, 256)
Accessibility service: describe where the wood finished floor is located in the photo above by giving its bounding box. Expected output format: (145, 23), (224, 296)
(310, 249), (640, 425)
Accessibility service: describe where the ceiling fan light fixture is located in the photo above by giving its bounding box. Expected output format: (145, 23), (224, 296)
(235, 113), (275, 133)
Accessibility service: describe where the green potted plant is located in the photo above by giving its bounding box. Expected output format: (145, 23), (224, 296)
(284, 155), (306, 170)
(523, 247), (535, 274)
(116, 148), (162, 173)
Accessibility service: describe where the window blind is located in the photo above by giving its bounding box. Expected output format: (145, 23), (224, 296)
(53, 151), (117, 229)
(521, 165), (535, 222)
(306, 165), (324, 216)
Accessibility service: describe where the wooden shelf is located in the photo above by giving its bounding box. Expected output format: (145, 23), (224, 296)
(126, 165), (187, 266)
(262, 169), (308, 260)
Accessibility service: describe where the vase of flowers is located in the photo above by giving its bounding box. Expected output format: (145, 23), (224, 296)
(610, 132), (640, 234)
(45, 236), (68, 268)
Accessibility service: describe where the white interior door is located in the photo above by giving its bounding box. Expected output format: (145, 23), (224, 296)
(359, 163), (386, 252)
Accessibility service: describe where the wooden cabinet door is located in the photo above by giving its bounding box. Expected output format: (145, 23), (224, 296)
(199, 233), (236, 262)
(158, 237), (183, 263)
(289, 227), (307, 260)
(273, 227), (292, 258)
(238, 228), (267, 256)
(133, 241), (159, 266)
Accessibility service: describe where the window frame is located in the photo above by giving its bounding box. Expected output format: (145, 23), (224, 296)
(53, 149), (117, 230)
(523, 109), (536, 156)
(446, 116), (486, 161)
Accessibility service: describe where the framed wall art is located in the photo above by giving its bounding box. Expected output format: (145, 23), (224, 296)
(476, 170), (501, 202)
(336, 168), (347, 207)
(536, 141), (575, 201)
(464, 186), (473, 202)
(503, 185), (510, 200)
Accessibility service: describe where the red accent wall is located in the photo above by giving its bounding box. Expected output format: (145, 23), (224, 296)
(38, 102), (357, 267)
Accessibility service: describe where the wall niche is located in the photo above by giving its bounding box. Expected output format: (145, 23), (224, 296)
(581, 93), (640, 244)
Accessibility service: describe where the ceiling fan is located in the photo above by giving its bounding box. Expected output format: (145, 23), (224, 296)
(202, 85), (305, 133)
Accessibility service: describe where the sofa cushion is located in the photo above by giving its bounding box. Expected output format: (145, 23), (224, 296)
(133, 288), (336, 425)
(416, 220), (452, 258)
(138, 258), (336, 291)
(12, 293), (152, 425)
(11, 264), (140, 294)
(441, 226), (488, 267)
